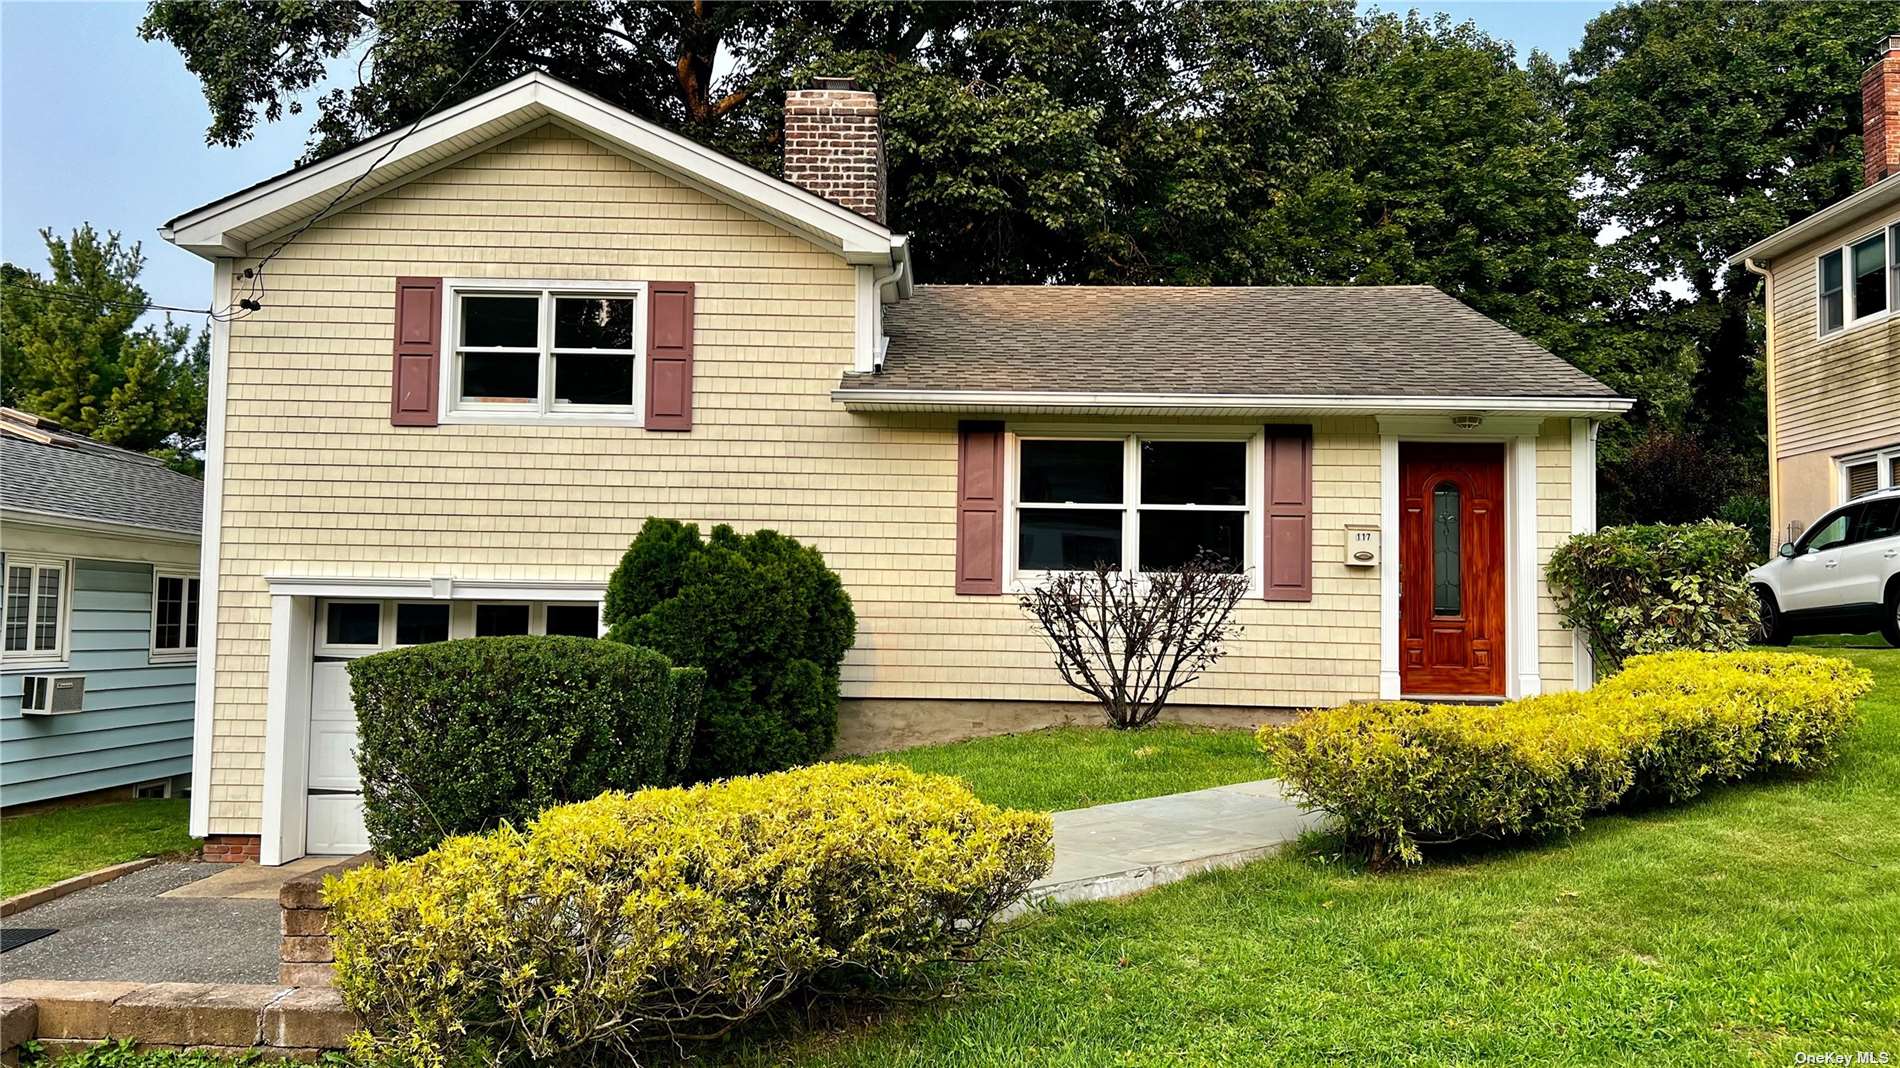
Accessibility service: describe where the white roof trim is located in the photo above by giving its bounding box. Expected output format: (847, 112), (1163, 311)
(1728, 174), (1900, 266)
(162, 72), (903, 266)
(1, 508), (200, 545)
(263, 574), (604, 601)
(830, 388), (1635, 418)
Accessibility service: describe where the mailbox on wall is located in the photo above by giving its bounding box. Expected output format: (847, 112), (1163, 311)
(1344, 525), (1380, 567)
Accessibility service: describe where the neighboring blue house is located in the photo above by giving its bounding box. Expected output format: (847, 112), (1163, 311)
(1, 408), (203, 809)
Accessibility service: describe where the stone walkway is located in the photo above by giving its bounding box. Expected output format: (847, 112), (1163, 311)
(3, 782), (1319, 984)
(1019, 778), (1323, 912)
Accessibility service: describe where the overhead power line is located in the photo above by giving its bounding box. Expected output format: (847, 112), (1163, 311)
(1, 278), (213, 319)
(219, 2), (538, 321)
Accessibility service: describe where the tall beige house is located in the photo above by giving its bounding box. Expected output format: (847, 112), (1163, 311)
(162, 74), (1626, 865)
(1733, 36), (1900, 547)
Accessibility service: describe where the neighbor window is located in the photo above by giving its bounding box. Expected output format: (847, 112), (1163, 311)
(1818, 228), (1894, 336)
(451, 284), (641, 417)
(1841, 444), (1900, 500)
(1014, 434), (1253, 575)
(2, 556), (68, 663)
(151, 571), (201, 660)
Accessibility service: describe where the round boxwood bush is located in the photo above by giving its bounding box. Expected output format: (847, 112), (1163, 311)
(604, 518), (855, 780)
(347, 635), (704, 858)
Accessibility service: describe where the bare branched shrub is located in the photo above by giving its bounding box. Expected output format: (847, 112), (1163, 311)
(1017, 553), (1249, 729)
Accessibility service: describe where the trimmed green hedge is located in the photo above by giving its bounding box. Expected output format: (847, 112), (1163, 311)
(1258, 652), (1871, 866)
(328, 764), (1053, 1066)
(1546, 520), (1759, 671)
(347, 636), (704, 858)
(605, 518), (855, 780)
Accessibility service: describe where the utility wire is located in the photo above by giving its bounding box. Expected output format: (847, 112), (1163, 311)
(2, 6), (538, 326)
(1, 278), (213, 318)
(219, 2), (538, 321)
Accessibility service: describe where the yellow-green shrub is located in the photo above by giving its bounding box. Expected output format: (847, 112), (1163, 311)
(325, 763), (1052, 1068)
(1258, 652), (1871, 866)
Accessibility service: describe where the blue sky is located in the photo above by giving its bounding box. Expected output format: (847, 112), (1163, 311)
(1, 1), (1613, 326)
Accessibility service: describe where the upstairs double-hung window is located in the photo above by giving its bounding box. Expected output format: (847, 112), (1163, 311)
(1014, 435), (1253, 575)
(452, 284), (642, 417)
(1818, 225), (1898, 336)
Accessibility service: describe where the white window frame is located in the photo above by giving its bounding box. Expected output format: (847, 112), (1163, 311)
(149, 569), (202, 664)
(1817, 226), (1894, 339)
(1003, 425), (1264, 597)
(1, 555), (72, 668)
(437, 279), (647, 426)
(314, 598), (601, 656)
(1839, 443), (1900, 502)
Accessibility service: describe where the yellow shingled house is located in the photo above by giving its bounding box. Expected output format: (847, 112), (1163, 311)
(162, 73), (1628, 864)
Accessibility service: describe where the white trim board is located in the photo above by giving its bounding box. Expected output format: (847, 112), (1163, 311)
(188, 257), (232, 841)
(263, 575), (606, 602)
(835, 390), (1634, 417)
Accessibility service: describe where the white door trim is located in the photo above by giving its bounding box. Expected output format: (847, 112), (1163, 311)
(260, 594), (315, 866)
(1570, 418), (1599, 688)
(1378, 417), (1544, 701)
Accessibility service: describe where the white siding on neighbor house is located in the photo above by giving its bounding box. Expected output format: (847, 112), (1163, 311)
(202, 124), (1581, 836)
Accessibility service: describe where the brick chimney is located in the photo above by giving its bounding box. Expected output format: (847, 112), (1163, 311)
(783, 76), (886, 224)
(1862, 35), (1900, 186)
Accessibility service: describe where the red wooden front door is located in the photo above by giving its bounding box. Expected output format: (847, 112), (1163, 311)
(1399, 443), (1506, 696)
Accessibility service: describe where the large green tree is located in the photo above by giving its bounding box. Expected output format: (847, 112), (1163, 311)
(2, 226), (209, 472)
(1565, 1), (1900, 521)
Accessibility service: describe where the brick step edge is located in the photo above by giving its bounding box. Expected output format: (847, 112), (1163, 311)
(0, 858), (160, 918)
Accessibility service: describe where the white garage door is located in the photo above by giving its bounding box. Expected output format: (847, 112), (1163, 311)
(306, 660), (369, 855)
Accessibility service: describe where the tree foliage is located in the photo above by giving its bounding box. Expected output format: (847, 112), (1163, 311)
(141, 0), (1900, 512)
(1, 225), (209, 472)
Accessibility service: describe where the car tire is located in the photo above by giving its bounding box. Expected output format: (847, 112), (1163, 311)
(1755, 586), (1793, 646)
(1882, 582), (1900, 649)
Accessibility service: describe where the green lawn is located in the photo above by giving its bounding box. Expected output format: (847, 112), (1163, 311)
(0, 797), (197, 897)
(853, 722), (1267, 811)
(724, 641), (1900, 1066)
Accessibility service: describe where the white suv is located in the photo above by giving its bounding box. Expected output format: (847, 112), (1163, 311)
(1750, 486), (1900, 647)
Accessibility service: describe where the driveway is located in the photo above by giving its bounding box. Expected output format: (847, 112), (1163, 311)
(0, 860), (329, 984)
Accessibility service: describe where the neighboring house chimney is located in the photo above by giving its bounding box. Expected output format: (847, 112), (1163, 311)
(1863, 34), (1900, 186)
(783, 76), (886, 224)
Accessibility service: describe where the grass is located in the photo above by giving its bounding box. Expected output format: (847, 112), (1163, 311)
(852, 722), (1266, 811)
(720, 639), (1900, 1066)
(0, 797), (196, 897)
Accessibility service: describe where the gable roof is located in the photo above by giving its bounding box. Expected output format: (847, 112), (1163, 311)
(162, 72), (908, 273)
(0, 410), (202, 539)
(1727, 173), (1900, 267)
(837, 285), (1629, 415)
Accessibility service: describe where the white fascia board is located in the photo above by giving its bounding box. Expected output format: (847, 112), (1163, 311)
(263, 574), (605, 601)
(831, 389), (1637, 417)
(0, 508), (199, 545)
(164, 72), (901, 266)
(1727, 174), (1900, 267)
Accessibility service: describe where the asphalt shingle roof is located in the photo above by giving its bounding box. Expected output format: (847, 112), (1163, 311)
(843, 285), (1619, 399)
(1, 416), (202, 537)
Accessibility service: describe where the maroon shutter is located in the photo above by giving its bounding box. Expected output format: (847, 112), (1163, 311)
(390, 277), (441, 427)
(956, 420), (1005, 595)
(645, 282), (695, 430)
(1262, 424), (1313, 601)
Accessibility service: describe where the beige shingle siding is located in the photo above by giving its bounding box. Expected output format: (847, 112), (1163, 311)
(1537, 420), (1575, 690)
(1767, 205), (1900, 461)
(206, 126), (1579, 834)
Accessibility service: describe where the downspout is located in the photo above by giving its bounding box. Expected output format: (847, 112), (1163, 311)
(868, 238), (910, 371)
(1743, 256), (1777, 552)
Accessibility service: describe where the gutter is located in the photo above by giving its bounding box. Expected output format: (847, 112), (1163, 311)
(829, 388), (1637, 418)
